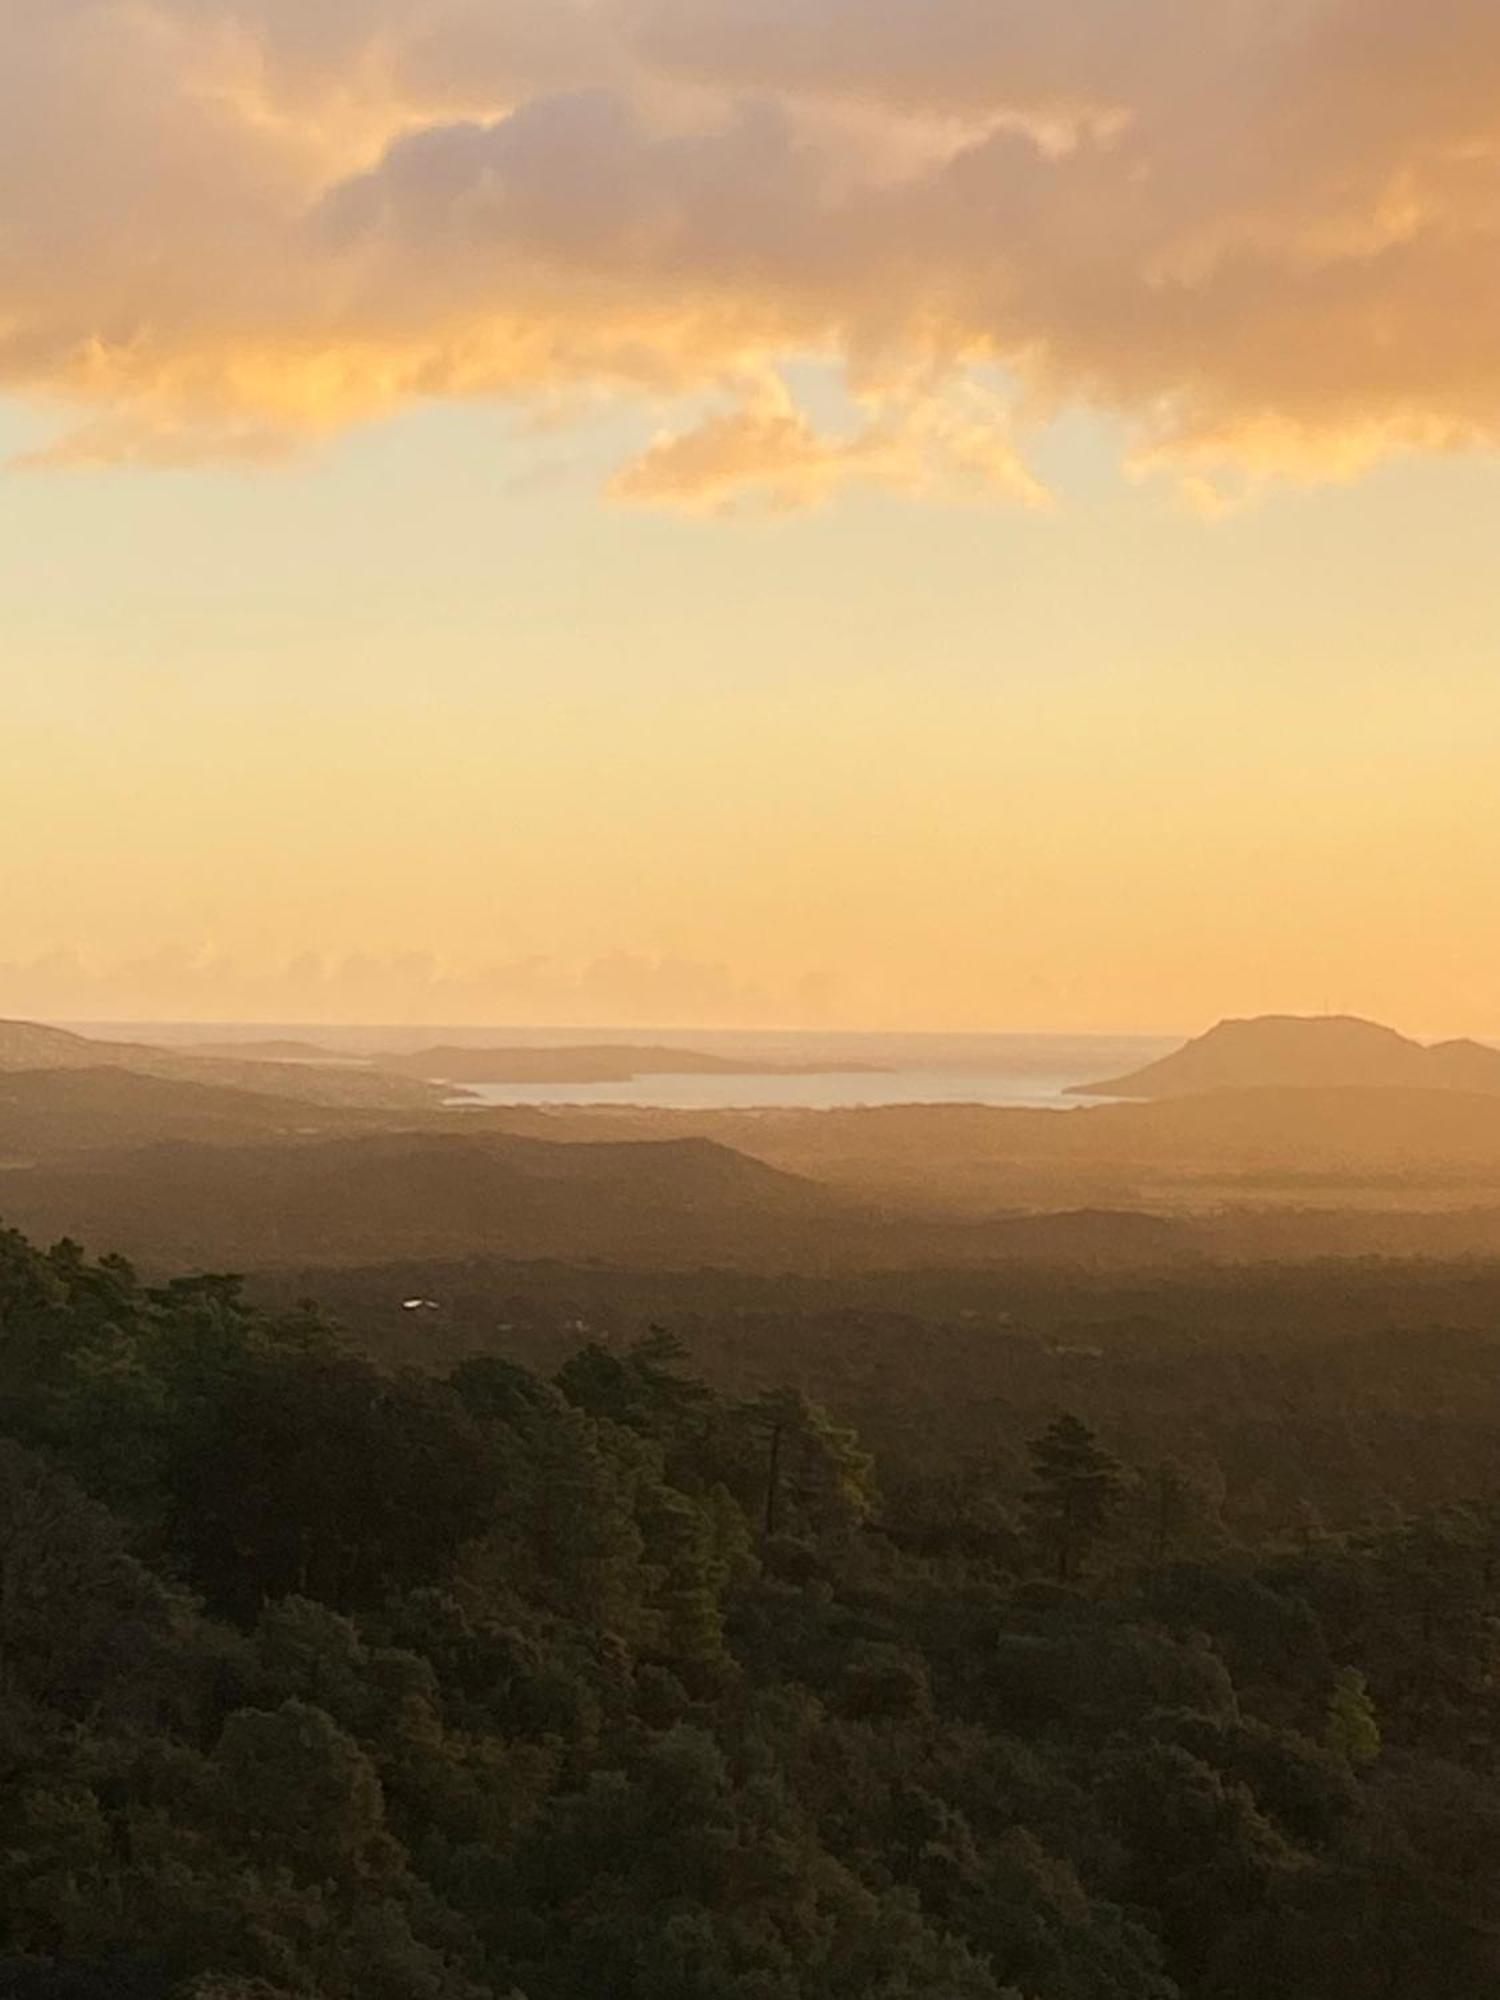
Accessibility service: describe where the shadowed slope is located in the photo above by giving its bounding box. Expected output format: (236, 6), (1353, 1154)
(0, 1067), (375, 1161)
(0, 1131), (842, 1271)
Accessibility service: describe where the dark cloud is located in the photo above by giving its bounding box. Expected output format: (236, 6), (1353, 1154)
(5, 0), (1499, 505)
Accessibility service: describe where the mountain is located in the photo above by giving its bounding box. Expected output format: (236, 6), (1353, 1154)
(0, 1019), (443, 1110)
(1072, 1015), (1500, 1099)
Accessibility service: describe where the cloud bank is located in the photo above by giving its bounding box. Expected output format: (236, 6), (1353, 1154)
(0, 942), (828, 1030)
(5, 0), (1500, 507)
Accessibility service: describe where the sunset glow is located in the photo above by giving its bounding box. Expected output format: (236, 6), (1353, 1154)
(5, 0), (1499, 1029)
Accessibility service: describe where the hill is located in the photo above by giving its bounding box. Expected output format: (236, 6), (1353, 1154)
(460, 1087), (1500, 1219)
(0, 1020), (114, 1069)
(0, 1130), (843, 1271)
(0, 1018), (444, 1110)
(1078, 1084), (1500, 1169)
(14, 1101), (1500, 1275)
(0, 1067), (374, 1162)
(1073, 1014), (1500, 1099)
(11, 1050), (1500, 1275)
(189, 1037), (357, 1062)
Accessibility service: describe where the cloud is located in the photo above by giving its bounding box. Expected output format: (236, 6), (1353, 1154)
(5, 0), (1500, 501)
(0, 941), (802, 1028)
(609, 374), (1049, 513)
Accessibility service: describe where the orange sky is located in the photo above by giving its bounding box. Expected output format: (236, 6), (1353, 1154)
(3, 2), (1499, 1031)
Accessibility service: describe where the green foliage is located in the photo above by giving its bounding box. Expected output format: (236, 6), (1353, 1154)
(1324, 1667), (1382, 1767)
(742, 1387), (876, 1541)
(4, 1225), (1500, 1997)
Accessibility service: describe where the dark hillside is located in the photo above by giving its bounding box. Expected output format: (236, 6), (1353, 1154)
(0, 1131), (843, 1270)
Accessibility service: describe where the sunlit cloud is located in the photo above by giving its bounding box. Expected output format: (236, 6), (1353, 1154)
(610, 375), (1049, 514)
(6, 0), (1500, 503)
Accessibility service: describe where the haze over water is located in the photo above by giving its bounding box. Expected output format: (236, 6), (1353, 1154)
(111, 1026), (1177, 1110)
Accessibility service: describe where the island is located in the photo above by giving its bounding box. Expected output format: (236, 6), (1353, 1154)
(372, 1044), (889, 1085)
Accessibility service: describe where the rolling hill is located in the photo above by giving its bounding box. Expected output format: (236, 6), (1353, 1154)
(0, 1019), (443, 1110)
(0, 1130), (846, 1271)
(0, 1067), (375, 1162)
(457, 1085), (1500, 1218)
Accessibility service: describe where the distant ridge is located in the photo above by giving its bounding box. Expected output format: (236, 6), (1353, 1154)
(0, 1018), (441, 1111)
(190, 1038), (356, 1063)
(1073, 1014), (1500, 1099)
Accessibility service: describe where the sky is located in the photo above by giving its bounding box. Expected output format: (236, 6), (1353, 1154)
(3, 0), (1500, 1033)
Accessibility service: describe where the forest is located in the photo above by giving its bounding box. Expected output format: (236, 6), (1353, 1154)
(5, 1224), (1500, 1997)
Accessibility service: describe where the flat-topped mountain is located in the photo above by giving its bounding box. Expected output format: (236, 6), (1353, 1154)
(1073, 1014), (1500, 1099)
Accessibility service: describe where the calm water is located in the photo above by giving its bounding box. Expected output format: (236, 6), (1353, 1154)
(97, 1025), (1179, 1111)
(450, 1065), (1142, 1111)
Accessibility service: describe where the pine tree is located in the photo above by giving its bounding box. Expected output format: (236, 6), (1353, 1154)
(1025, 1413), (1123, 1582)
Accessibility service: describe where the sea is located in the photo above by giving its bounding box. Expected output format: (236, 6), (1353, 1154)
(93, 1026), (1181, 1112)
